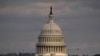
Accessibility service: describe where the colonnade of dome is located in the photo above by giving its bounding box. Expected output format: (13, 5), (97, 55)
(38, 35), (64, 42)
(36, 46), (66, 54)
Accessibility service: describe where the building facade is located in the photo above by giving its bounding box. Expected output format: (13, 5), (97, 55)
(36, 6), (68, 56)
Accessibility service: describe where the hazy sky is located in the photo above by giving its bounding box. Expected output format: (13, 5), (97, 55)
(0, 0), (100, 55)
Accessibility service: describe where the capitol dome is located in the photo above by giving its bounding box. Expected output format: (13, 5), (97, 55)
(36, 6), (68, 56)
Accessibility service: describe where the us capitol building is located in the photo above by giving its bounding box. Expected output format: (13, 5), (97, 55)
(36, 6), (68, 56)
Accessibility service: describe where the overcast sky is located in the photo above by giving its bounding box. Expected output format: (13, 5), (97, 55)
(0, 0), (100, 55)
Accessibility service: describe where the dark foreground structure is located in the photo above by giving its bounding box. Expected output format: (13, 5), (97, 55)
(0, 53), (99, 56)
(0, 53), (35, 56)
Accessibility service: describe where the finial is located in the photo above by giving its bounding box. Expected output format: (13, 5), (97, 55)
(48, 6), (54, 23)
(50, 6), (53, 15)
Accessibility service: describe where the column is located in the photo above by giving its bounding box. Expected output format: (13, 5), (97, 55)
(51, 46), (52, 52)
(49, 46), (50, 52)
(40, 46), (41, 54)
(53, 46), (54, 52)
(42, 46), (45, 53)
(55, 46), (57, 52)
(41, 46), (42, 53)
(38, 46), (40, 53)
(57, 46), (58, 52)
(54, 46), (55, 52)
(62, 46), (64, 53)
(59, 46), (60, 52)
(58, 46), (59, 52)
(61, 46), (62, 53)
(47, 46), (48, 53)
(59, 46), (61, 52)
(38, 46), (39, 54)
(42, 46), (43, 53)
(50, 46), (51, 52)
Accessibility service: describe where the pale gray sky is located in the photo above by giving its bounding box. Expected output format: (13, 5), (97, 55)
(0, 0), (100, 55)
